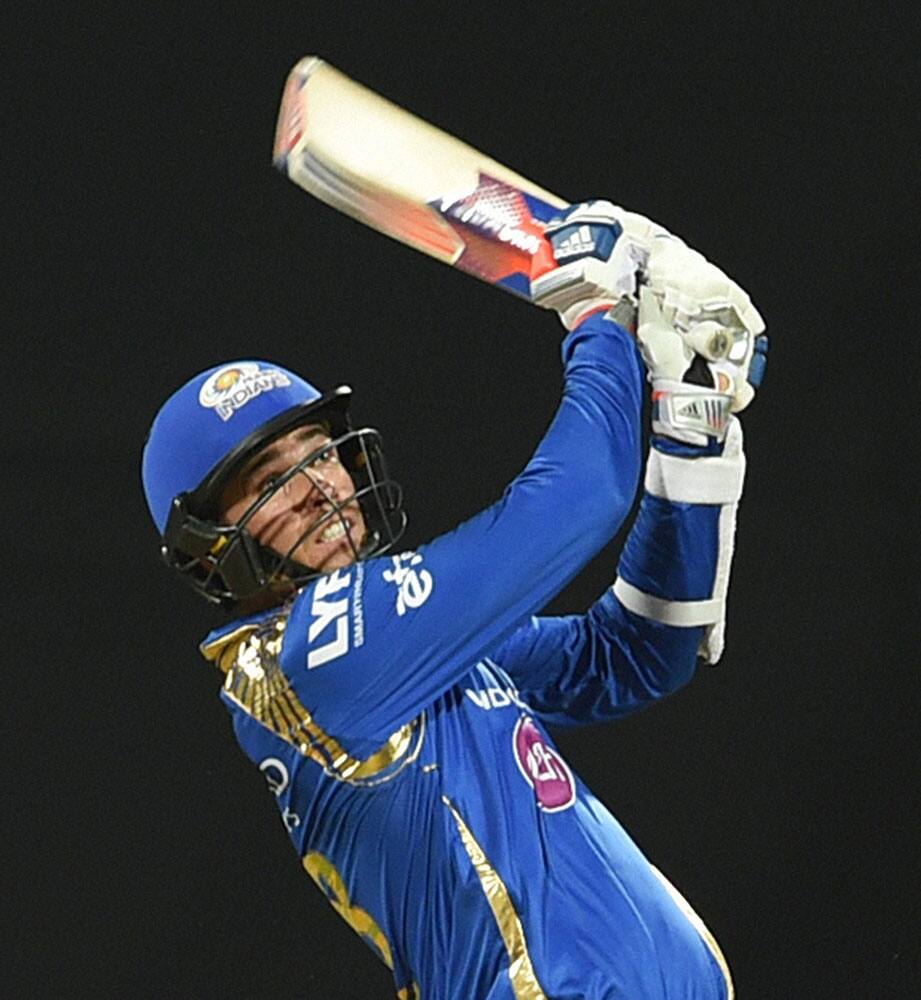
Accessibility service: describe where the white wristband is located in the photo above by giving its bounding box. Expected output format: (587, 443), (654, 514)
(645, 418), (745, 504)
(613, 577), (722, 627)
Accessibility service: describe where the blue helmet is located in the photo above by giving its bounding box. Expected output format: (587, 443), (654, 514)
(142, 360), (405, 608)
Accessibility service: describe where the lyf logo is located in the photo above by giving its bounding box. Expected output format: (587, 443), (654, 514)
(513, 716), (576, 813)
(259, 757), (300, 831)
(307, 568), (351, 669)
(382, 551), (433, 616)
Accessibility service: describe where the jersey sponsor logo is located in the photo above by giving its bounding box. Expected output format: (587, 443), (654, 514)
(465, 685), (520, 710)
(513, 715), (576, 812)
(351, 561), (366, 648)
(259, 756), (290, 795)
(466, 660), (527, 711)
(307, 567), (351, 668)
(198, 362), (292, 421)
(259, 756), (300, 831)
(382, 551), (433, 616)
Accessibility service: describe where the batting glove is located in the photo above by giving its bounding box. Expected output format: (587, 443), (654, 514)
(637, 243), (768, 444)
(530, 200), (670, 329)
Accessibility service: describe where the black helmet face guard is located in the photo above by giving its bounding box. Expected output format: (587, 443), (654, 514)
(162, 401), (406, 608)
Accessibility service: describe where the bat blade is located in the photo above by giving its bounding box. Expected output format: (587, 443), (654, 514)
(273, 57), (569, 302)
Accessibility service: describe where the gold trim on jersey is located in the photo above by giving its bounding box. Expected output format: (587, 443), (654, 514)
(303, 851), (421, 999)
(304, 851), (394, 967)
(200, 614), (425, 785)
(441, 796), (547, 1000)
(651, 866), (734, 999)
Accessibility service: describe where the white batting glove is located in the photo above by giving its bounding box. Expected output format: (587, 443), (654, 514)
(530, 200), (674, 329)
(637, 245), (768, 444)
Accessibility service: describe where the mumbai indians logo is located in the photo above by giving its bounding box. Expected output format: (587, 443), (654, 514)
(199, 363), (292, 421)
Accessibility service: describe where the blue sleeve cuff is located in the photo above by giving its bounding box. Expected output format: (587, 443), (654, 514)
(618, 494), (720, 601)
(652, 433), (723, 458)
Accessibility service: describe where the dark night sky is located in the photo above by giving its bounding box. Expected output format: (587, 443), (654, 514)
(5, 3), (917, 997)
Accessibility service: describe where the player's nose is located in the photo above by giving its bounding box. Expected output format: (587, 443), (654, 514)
(288, 467), (339, 509)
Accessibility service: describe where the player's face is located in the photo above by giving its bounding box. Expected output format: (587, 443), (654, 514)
(220, 423), (367, 574)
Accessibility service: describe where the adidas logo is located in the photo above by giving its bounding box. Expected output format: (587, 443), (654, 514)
(554, 224), (596, 260)
(676, 399), (702, 418)
(675, 396), (726, 430)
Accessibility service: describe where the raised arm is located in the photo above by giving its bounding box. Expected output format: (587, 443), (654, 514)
(488, 415), (747, 726)
(491, 232), (767, 725)
(281, 308), (644, 750)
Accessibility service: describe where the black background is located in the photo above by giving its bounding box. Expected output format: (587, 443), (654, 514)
(5, 3), (918, 998)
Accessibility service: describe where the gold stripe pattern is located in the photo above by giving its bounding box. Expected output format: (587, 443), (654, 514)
(200, 614), (424, 784)
(651, 866), (735, 999)
(441, 796), (547, 1000)
(304, 851), (394, 968)
(303, 851), (420, 999)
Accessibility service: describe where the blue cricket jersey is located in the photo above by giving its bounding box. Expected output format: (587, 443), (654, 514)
(201, 315), (733, 999)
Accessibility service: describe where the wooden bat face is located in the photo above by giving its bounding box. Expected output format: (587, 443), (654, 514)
(273, 57), (568, 302)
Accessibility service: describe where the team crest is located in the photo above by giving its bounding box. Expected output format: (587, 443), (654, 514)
(199, 363), (292, 421)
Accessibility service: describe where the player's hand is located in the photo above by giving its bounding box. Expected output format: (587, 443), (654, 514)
(530, 200), (670, 330)
(637, 246), (768, 444)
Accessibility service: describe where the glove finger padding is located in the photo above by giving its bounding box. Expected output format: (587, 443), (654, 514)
(639, 286), (731, 444)
(636, 286), (694, 381)
(649, 240), (764, 331)
(643, 243), (767, 413)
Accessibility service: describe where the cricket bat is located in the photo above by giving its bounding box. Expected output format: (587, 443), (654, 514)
(272, 57), (570, 303)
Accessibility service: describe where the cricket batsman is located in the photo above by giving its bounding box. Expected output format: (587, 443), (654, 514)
(142, 201), (767, 999)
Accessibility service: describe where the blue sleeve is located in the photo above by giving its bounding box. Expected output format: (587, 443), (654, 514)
(277, 314), (644, 754)
(489, 438), (724, 727)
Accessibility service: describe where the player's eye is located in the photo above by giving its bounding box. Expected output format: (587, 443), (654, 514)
(258, 472), (283, 493)
(310, 445), (338, 466)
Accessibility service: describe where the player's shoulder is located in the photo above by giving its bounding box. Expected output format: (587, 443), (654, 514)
(197, 557), (375, 679)
(199, 605), (289, 675)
